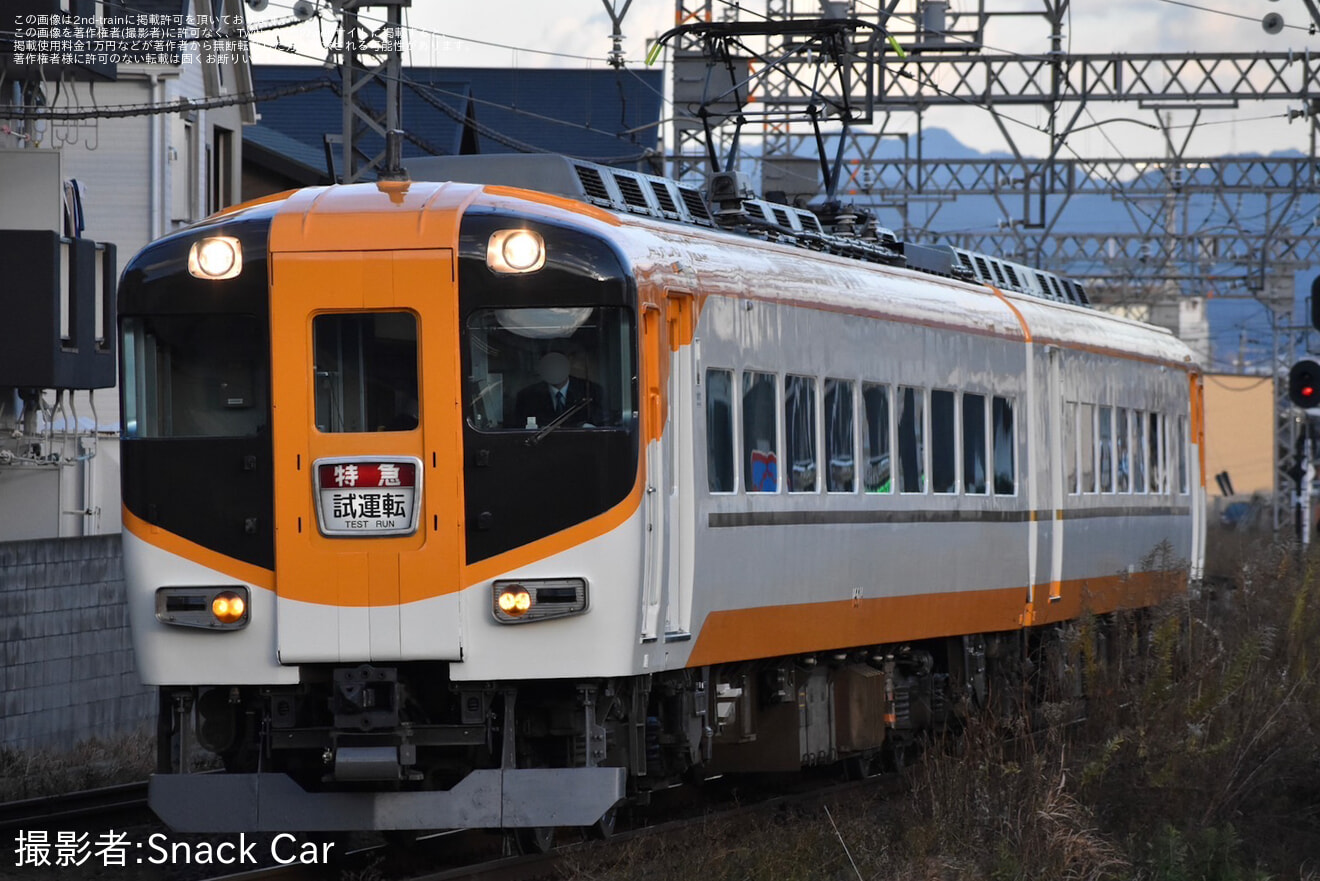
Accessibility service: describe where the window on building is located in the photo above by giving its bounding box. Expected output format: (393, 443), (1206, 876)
(706, 368), (735, 492)
(171, 117), (198, 223)
(785, 375), (817, 493)
(743, 371), (778, 493)
(897, 386), (925, 493)
(862, 382), (891, 493)
(931, 389), (956, 494)
(824, 378), (855, 493)
(209, 127), (234, 215)
(992, 396), (1015, 495)
(963, 393), (987, 494)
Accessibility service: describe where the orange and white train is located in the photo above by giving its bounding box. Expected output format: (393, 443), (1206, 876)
(118, 154), (1205, 837)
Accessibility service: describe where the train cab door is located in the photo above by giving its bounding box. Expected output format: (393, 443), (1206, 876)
(663, 290), (696, 640)
(640, 289), (697, 643)
(269, 249), (462, 664)
(640, 303), (666, 642)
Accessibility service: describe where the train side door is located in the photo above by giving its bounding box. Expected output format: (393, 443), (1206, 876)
(269, 249), (462, 664)
(641, 291), (697, 643)
(1046, 346), (1065, 605)
(664, 290), (695, 639)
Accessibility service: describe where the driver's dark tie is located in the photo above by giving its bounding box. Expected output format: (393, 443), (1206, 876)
(554, 390), (565, 413)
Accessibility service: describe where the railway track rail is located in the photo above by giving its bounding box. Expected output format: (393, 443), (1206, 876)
(0, 750), (919, 880)
(387, 770), (907, 881)
(0, 781), (150, 830)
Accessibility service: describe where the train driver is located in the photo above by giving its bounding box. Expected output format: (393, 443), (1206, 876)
(514, 351), (608, 429)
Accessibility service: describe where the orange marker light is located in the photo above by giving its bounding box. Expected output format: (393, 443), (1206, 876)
(212, 591), (247, 624)
(496, 587), (533, 617)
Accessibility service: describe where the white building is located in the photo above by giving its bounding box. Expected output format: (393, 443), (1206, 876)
(0, 0), (253, 541)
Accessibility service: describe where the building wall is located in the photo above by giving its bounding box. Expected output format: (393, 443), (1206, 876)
(58, 81), (154, 266)
(0, 535), (154, 752)
(0, 437), (122, 542)
(1203, 373), (1275, 497)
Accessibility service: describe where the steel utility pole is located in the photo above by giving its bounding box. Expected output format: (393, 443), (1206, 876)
(335, 0), (407, 183)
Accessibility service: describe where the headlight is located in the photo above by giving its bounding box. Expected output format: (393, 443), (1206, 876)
(492, 578), (588, 624)
(486, 229), (545, 274)
(156, 586), (250, 630)
(188, 236), (243, 280)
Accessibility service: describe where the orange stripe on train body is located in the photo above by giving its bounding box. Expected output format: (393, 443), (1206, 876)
(122, 507), (275, 592)
(685, 570), (1187, 667)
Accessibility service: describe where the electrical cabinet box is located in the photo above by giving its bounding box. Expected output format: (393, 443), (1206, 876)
(0, 230), (117, 389)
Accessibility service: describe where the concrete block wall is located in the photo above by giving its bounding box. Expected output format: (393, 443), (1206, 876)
(0, 535), (155, 752)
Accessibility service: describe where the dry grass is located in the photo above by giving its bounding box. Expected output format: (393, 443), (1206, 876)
(0, 729), (155, 802)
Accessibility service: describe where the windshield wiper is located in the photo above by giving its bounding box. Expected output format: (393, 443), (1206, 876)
(525, 396), (592, 446)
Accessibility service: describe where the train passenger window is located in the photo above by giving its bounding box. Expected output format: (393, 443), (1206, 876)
(1065, 402), (1078, 494)
(122, 315), (266, 438)
(963, 393), (987, 494)
(1148, 412), (1162, 494)
(743, 371), (778, 493)
(861, 383), (891, 493)
(1133, 411), (1147, 493)
(824, 378), (855, 493)
(931, 389), (956, 494)
(1116, 408), (1131, 493)
(1079, 403), (1095, 493)
(706, 369), (735, 493)
(1098, 406), (1114, 493)
(992, 396), (1015, 495)
(896, 386), (925, 493)
(313, 313), (418, 433)
(785, 375), (817, 493)
(1177, 416), (1189, 494)
(461, 307), (634, 433)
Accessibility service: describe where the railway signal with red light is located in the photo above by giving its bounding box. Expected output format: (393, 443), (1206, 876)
(1289, 359), (1320, 408)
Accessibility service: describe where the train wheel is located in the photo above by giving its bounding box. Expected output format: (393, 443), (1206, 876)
(843, 752), (881, 780)
(514, 826), (556, 854)
(883, 738), (910, 773)
(589, 805), (618, 840)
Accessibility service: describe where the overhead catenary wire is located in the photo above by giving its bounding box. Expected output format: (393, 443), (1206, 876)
(1156, 0), (1312, 32)
(0, 79), (335, 121)
(2, 35), (660, 159)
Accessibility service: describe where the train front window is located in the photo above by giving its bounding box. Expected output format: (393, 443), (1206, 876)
(122, 315), (266, 438)
(463, 307), (634, 432)
(313, 313), (418, 433)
